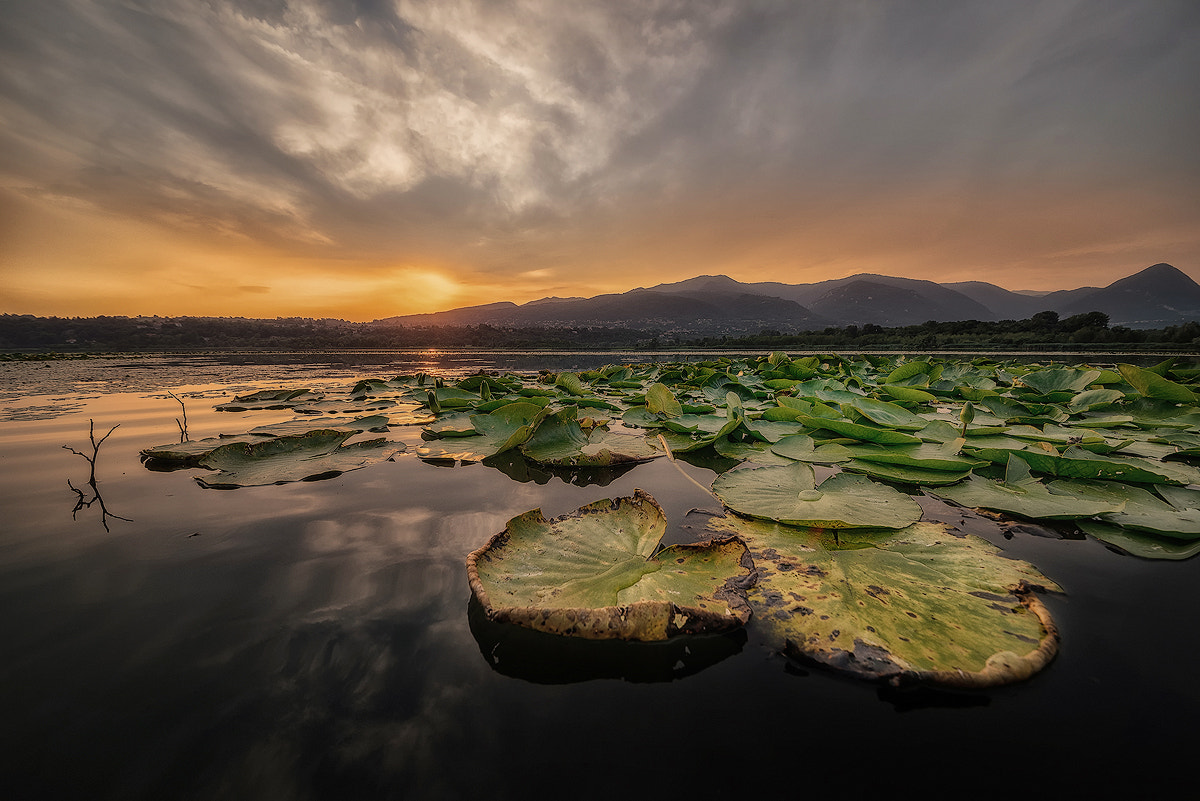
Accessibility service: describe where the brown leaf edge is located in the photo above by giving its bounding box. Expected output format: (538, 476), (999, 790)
(780, 580), (1060, 689)
(466, 489), (756, 642)
(891, 581), (1060, 688)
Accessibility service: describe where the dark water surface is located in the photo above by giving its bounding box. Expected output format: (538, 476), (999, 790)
(1, 352), (1196, 799)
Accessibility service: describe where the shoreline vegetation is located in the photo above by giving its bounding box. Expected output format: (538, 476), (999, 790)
(2, 310), (1199, 357)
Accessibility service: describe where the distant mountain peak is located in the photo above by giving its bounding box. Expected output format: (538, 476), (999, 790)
(370, 263), (1196, 331)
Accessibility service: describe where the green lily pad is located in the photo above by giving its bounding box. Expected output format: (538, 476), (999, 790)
(466, 491), (753, 641)
(841, 440), (985, 472)
(1076, 520), (1200, 560)
(141, 415), (393, 465)
(1016, 368), (1102, 396)
(196, 431), (401, 488)
(799, 416), (923, 445)
(769, 434), (852, 463)
(928, 456), (1123, 520)
(520, 408), (660, 467)
(713, 438), (796, 466)
(711, 462), (922, 529)
(844, 397), (930, 430)
(417, 402), (550, 461)
(703, 514), (1060, 687)
(1118, 364), (1197, 403)
(1050, 479), (1200, 539)
(645, 383), (683, 417)
(842, 460), (971, 487)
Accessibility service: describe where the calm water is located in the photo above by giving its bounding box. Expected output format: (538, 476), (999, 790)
(1, 352), (1197, 799)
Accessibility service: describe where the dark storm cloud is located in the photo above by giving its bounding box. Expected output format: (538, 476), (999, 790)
(1, 0), (1197, 284)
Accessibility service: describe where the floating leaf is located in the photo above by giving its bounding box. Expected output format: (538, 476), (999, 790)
(555, 372), (587, 396)
(769, 434), (852, 463)
(703, 514), (1060, 687)
(1118, 364), (1197, 403)
(928, 456), (1123, 520)
(417, 402), (550, 461)
(645, 383), (683, 418)
(711, 462), (922, 529)
(1076, 520), (1200, 561)
(1016, 368), (1102, 396)
(841, 440), (985, 472)
(215, 388), (319, 411)
(844, 397), (929, 430)
(1050, 479), (1200, 539)
(466, 491), (753, 641)
(799, 416), (923, 445)
(520, 408), (659, 467)
(196, 431), (401, 488)
(842, 460), (971, 486)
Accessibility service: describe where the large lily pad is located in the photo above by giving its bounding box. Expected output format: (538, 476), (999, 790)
(466, 491), (754, 641)
(711, 462), (922, 529)
(703, 513), (1061, 687)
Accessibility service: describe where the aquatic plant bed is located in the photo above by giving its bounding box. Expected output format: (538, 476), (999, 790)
(140, 353), (1200, 689)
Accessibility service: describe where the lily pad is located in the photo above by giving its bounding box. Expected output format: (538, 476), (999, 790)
(1050, 479), (1200, 539)
(703, 514), (1061, 687)
(928, 456), (1124, 520)
(215, 388), (320, 411)
(466, 491), (754, 641)
(195, 431), (401, 488)
(798, 416), (923, 445)
(520, 408), (660, 467)
(711, 462), (922, 529)
(417, 402), (551, 461)
(769, 434), (852, 463)
(1076, 520), (1200, 561)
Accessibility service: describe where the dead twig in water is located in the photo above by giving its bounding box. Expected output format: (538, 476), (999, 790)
(63, 419), (119, 486)
(168, 391), (189, 442)
(63, 419), (130, 532)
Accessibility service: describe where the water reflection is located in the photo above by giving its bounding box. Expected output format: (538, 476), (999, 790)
(483, 450), (640, 487)
(62, 419), (131, 532)
(467, 597), (745, 684)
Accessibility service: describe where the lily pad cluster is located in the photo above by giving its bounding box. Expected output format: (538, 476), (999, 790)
(141, 352), (1200, 687)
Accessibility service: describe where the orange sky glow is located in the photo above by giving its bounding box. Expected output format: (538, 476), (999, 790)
(2, 1), (1198, 322)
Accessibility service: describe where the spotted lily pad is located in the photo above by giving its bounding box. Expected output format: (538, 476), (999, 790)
(711, 462), (922, 529)
(467, 491), (754, 641)
(703, 514), (1061, 687)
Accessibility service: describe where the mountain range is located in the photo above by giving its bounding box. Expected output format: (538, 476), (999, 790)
(375, 263), (1200, 336)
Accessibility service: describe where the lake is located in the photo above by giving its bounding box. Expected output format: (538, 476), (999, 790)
(2, 351), (1196, 799)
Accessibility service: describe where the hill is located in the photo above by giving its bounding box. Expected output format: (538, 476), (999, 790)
(374, 263), (1199, 334)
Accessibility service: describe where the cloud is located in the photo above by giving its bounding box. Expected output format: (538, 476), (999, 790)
(1, 0), (1198, 316)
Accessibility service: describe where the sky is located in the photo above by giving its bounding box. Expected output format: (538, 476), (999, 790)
(2, 0), (1198, 322)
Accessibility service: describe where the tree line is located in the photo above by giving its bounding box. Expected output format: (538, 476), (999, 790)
(2, 310), (1199, 354)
